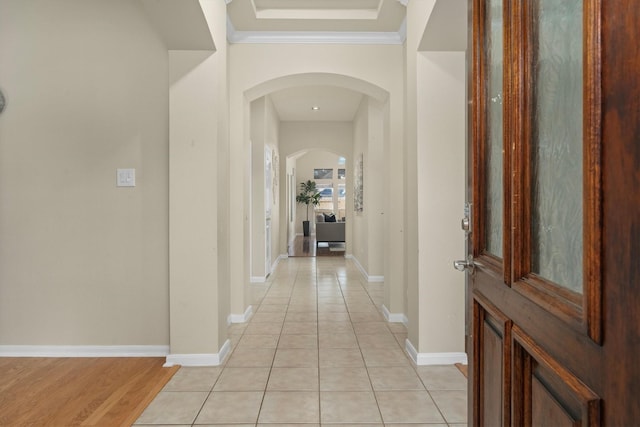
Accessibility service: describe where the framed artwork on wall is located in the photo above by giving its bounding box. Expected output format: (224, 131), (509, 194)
(314, 168), (333, 179)
(354, 153), (364, 212)
(272, 151), (279, 202)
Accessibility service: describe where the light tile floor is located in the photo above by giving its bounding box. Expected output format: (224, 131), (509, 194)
(135, 257), (467, 426)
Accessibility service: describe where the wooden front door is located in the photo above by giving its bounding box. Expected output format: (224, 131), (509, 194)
(466, 0), (640, 425)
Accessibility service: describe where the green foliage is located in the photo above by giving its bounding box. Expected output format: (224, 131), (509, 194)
(296, 180), (321, 221)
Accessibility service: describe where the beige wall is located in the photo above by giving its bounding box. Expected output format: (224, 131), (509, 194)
(350, 97), (386, 279)
(416, 51), (466, 354)
(405, 0), (466, 358)
(0, 0), (231, 359)
(0, 0), (170, 346)
(250, 98), (267, 279)
(266, 98), (281, 277)
(0, 0), (468, 363)
(250, 96), (280, 280)
(168, 0), (229, 357)
(169, 48), (220, 354)
(351, 100), (370, 272)
(405, 0), (437, 352)
(213, 0), (232, 348)
(365, 99), (386, 278)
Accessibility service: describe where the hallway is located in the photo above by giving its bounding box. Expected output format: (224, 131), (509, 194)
(135, 257), (467, 425)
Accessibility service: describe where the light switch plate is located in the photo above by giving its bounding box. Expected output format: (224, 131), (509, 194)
(116, 168), (135, 187)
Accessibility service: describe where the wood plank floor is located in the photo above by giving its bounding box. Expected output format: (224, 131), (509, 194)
(456, 362), (468, 378)
(287, 235), (346, 257)
(288, 235), (317, 257)
(0, 357), (178, 426)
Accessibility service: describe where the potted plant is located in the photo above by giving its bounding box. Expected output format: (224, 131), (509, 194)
(296, 180), (320, 237)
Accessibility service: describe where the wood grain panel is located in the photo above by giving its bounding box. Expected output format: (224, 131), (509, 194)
(469, 0), (639, 424)
(512, 325), (600, 427)
(509, 0), (603, 343)
(473, 292), (512, 427)
(531, 376), (577, 427)
(483, 320), (503, 426)
(600, 0), (640, 422)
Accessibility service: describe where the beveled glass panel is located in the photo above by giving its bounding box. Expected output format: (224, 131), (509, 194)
(485, 0), (504, 258)
(531, 0), (583, 293)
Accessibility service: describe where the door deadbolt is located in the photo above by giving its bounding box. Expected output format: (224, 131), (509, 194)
(461, 203), (472, 234)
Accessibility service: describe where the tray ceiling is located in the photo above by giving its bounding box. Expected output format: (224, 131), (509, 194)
(227, 0), (407, 44)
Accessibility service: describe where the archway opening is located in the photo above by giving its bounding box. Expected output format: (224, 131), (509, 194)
(244, 73), (390, 284)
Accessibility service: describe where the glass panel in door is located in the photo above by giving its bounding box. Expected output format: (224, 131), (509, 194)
(484, 0), (504, 258)
(531, 0), (583, 293)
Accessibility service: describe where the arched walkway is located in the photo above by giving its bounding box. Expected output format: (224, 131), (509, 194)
(244, 72), (391, 292)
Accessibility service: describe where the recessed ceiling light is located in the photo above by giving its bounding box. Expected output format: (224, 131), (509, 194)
(311, 106), (320, 111)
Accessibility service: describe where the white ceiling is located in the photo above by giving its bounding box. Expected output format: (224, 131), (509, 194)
(140, 0), (215, 50)
(269, 86), (364, 122)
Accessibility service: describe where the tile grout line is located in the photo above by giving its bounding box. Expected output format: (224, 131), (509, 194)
(315, 257), (322, 425)
(340, 258), (387, 425)
(252, 262), (293, 425)
(137, 257), (466, 426)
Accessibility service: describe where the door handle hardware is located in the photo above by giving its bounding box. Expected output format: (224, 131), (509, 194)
(453, 255), (475, 274)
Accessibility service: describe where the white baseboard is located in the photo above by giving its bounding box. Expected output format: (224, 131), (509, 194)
(345, 254), (385, 283)
(227, 305), (253, 325)
(271, 254), (287, 272)
(382, 304), (408, 325)
(0, 345), (169, 358)
(405, 339), (468, 365)
(252, 254), (288, 283)
(164, 339), (231, 367)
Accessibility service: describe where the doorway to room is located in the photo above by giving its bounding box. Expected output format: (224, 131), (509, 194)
(286, 149), (348, 258)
